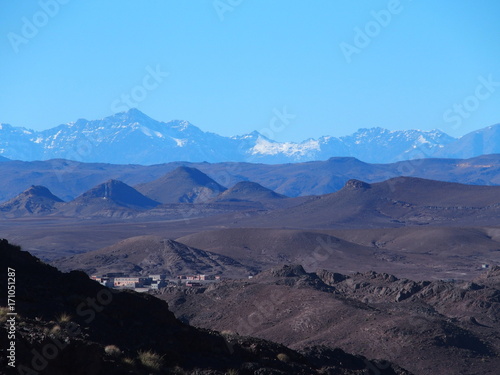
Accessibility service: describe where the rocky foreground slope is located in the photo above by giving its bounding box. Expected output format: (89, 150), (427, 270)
(0, 239), (411, 375)
(157, 264), (500, 375)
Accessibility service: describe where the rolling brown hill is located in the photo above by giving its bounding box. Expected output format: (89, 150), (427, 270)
(58, 179), (160, 218)
(236, 177), (500, 228)
(53, 235), (257, 278)
(0, 185), (63, 217)
(176, 228), (385, 274)
(135, 166), (227, 204)
(76, 179), (160, 209)
(158, 264), (500, 375)
(5, 176), (499, 269)
(213, 181), (287, 202)
(176, 226), (500, 281)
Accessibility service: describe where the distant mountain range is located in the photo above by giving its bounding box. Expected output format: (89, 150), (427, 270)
(3, 168), (500, 230)
(1, 154), (500, 204)
(1, 108), (499, 164)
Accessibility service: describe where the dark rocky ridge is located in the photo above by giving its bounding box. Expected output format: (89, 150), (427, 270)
(0, 239), (411, 374)
(343, 179), (371, 190)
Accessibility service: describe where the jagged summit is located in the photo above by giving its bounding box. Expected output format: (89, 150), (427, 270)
(343, 179), (371, 190)
(111, 107), (155, 123)
(269, 264), (308, 277)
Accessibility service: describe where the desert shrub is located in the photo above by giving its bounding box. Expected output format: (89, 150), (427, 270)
(56, 312), (72, 323)
(122, 357), (135, 367)
(0, 307), (9, 323)
(137, 350), (164, 371)
(49, 325), (61, 335)
(169, 366), (188, 375)
(104, 344), (122, 357)
(277, 353), (290, 363)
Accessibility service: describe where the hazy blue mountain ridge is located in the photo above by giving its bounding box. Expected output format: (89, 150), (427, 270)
(0, 109), (498, 164)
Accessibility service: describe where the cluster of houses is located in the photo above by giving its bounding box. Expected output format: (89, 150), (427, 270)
(90, 272), (222, 292)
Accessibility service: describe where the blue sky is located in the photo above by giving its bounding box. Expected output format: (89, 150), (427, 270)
(1, 0), (499, 142)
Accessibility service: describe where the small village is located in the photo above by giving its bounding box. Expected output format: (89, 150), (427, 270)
(90, 272), (222, 292)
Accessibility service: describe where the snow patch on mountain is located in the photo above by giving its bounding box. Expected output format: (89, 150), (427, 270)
(251, 137), (321, 157)
(172, 137), (187, 147)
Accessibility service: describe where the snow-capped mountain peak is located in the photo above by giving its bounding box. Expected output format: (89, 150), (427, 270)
(1, 109), (496, 165)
